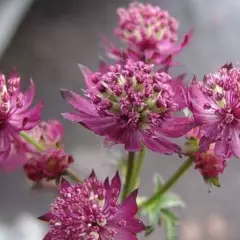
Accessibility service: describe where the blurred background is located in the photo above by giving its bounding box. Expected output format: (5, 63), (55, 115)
(0, 0), (240, 239)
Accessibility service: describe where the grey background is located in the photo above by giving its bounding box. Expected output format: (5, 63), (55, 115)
(0, 0), (240, 239)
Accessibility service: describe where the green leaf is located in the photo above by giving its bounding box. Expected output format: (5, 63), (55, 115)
(153, 173), (165, 190)
(161, 209), (180, 240)
(139, 173), (185, 239)
(157, 193), (185, 209)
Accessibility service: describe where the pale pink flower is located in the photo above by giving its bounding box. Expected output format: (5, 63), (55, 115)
(0, 72), (42, 169)
(104, 2), (192, 66)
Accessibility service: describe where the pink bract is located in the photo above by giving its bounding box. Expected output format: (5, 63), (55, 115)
(39, 171), (144, 240)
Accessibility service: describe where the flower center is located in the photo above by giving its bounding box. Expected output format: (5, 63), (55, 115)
(116, 2), (179, 45)
(88, 61), (177, 130)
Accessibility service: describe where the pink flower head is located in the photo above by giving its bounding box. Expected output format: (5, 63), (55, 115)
(24, 148), (73, 182)
(189, 63), (240, 158)
(22, 120), (73, 181)
(61, 60), (194, 154)
(185, 127), (227, 187)
(195, 150), (227, 184)
(39, 171), (144, 240)
(104, 2), (192, 66)
(0, 72), (42, 168)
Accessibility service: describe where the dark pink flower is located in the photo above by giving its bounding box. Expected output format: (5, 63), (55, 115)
(195, 150), (227, 181)
(0, 72), (42, 168)
(186, 127), (227, 186)
(104, 2), (192, 66)
(189, 64), (240, 158)
(61, 60), (193, 154)
(39, 171), (144, 240)
(24, 148), (73, 182)
(22, 120), (73, 181)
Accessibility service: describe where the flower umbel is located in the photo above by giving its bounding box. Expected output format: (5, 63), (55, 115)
(0, 72), (42, 168)
(189, 63), (240, 158)
(61, 60), (193, 154)
(39, 171), (144, 240)
(104, 2), (192, 66)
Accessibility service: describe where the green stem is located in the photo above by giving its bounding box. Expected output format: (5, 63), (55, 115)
(140, 157), (193, 209)
(20, 131), (44, 151)
(122, 151), (135, 201)
(131, 147), (146, 191)
(65, 169), (83, 183)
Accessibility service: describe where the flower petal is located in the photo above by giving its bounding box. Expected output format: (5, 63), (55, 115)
(230, 127), (240, 157)
(60, 178), (71, 190)
(114, 229), (138, 240)
(125, 218), (145, 233)
(110, 171), (121, 193)
(160, 117), (196, 138)
(169, 74), (188, 110)
(61, 89), (97, 114)
(38, 212), (53, 222)
(215, 140), (231, 158)
(78, 64), (94, 89)
(142, 133), (180, 154)
(0, 129), (11, 164)
(189, 80), (219, 124)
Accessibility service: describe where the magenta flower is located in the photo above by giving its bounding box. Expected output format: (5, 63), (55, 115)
(186, 127), (227, 186)
(22, 120), (73, 181)
(104, 2), (192, 66)
(0, 72), (42, 168)
(189, 63), (240, 158)
(195, 150), (227, 184)
(61, 60), (193, 154)
(39, 171), (144, 240)
(24, 148), (73, 182)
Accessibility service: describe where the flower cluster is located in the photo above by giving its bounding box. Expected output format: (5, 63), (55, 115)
(62, 60), (193, 154)
(2, 1), (240, 240)
(39, 172), (144, 240)
(23, 120), (74, 182)
(104, 2), (192, 67)
(0, 72), (42, 168)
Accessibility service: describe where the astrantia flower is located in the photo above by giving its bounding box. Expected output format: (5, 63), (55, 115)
(195, 150), (227, 187)
(39, 171), (144, 240)
(104, 2), (192, 66)
(24, 148), (73, 182)
(0, 72), (42, 167)
(61, 60), (193, 154)
(185, 127), (227, 187)
(22, 120), (73, 181)
(189, 63), (240, 158)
